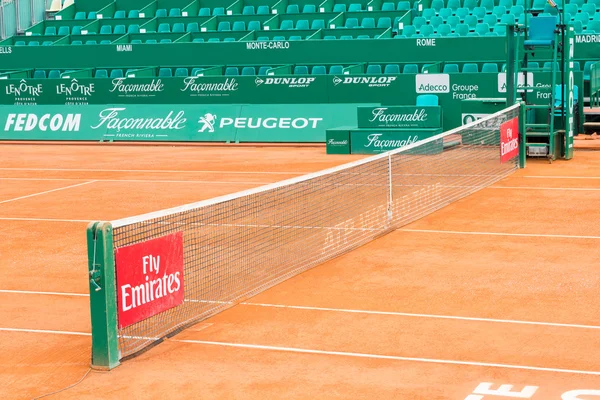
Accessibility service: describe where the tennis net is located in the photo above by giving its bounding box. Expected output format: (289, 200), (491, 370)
(87, 103), (521, 368)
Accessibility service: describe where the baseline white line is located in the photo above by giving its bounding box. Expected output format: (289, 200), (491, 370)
(0, 167), (306, 175)
(525, 176), (600, 180)
(0, 217), (90, 223)
(0, 181), (97, 205)
(0, 327), (90, 336)
(173, 339), (600, 376)
(242, 303), (600, 330)
(0, 177), (271, 185)
(3, 290), (599, 331)
(400, 229), (600, 240)
(489, 186), (600, 191)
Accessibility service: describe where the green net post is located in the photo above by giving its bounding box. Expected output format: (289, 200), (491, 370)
(87, 221), (120, 370)
(505, 24), (517, 106)
(519, 101), (527, 168)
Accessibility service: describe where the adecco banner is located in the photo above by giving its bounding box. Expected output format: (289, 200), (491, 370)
(0, 103), (370, 142)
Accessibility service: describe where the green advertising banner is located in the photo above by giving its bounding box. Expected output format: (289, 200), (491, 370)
(349, 128), (443, 154)
(357, 106), (442, 129)
(0, 103), (371, 142)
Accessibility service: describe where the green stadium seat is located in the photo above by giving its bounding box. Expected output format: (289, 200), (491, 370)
(28, 41), (40, 46)
(74, 11), (86, 19)
(191, 67), (204, 76)
(544, 61), (560, 71)
(159, 68), (173, 77)
(403, 25), (417, 36)
(499, 0), (512, 7)
(44, 26), (57, 36)
(208, 37), (220, 42)
(455, 8), (469, 21)
(258, 66), (271, 75)
(72, 26), (82, 35)
(403, 64), (419, 73)
(439, 8), (453, 20)
(397, 1), (411, 11)
(348, 3), (362, 12)
(333, 4), (347, 12)
(114, 10), (126, 18)
(100, 25), (112, 34)
(472, 7), (485, 21)
(213, 7), (225, 16)
(357, 34), (370, 39)
(248, 21), (261, 30)
(361, 17), (375, 28)
(573, 20), (583, 33)
(494, 24), (507, 34)
(231, 21), (245, 31)
(510, 5), (524, 16)
(462, 63), (478, 73)
(273, 35), (286, 40)
(329, 65), (344, 74)
(475, 23), (490, 34)
(531, 0), (546, 11)
(241, 66), (256, 75)
(583, 3), (597, 15)
(257, 36), (269, 41)
(382, 2), (395, 11)
(100, 40), (111, 44)
(243, 5), (255, 15)
(289, 35), (302, 40)
(423, 8), (436, 19)
(311, 20), (325, 29)
(48, 70), (61, 78)
(431, 0), (444, 11)
(437, 24), (452, 35)
(570, 0), (583, 7)
(500, 14), (515, 24)
(257, 5), (270, 14)
(340, 35), (353, 39)
(169, 8), (182, 17)
(589, 20), (600, 32)
(312, 65), (327, 74)
(225, 67), (239, 76)
(109, 69), (123, 78)
(527, 61), (540, 69)
(412, 16), (426, 29)
(57, 26), (70, 35)
(443, 63), (459, 73)
(323, 35), (337, 40)
(481, 63), (498, 72)
(584, 61), (593, 80)
(223, 37), (236, 42)
(160, 39), (172, 43)
(483, 14), (497, 25)
(84, 40), (96, 45)
(146, 39), (158, 44)
(377, 17), (392, 28)
(366, 64), (382, 74)
(33, 70), (46, 78)
(184, 23), (198, 33)
(296, 20), (309, 29)
(114, 25), (126, 34)
(430, 16), (444, 27)
(87, 11), (97, 19)
(199, 7), (211, 16)
(384, 64), (400, 74)
(344, 17), (359, 28)
(480, 0), (494, 12)
(447, 0), (461, 10)
(492, 5), (506, 17)
(173, 23), (185, 33)
(71, 40), (83, 45)
(416, 94), (439, 106)
(131, 39), (142, 44)
(42, 41), (53, 46)
(280, 20), (294, 29)
(303, 4), (316, 13)
(128, 10), (139, 18)
(574, 13), (589, 26)
(464, 0), (477, 9)
(287, 4), (300, 13)
(155, 8), (167, 17)
(218, 21), (231, 31)
(192, 38), (205, 42)
(467, 31), (480, 36)
(294, 65), (309, 74)
(447, 16), (460, 26)
(174, 68), (188, 77)
(420, 25), (434, 36)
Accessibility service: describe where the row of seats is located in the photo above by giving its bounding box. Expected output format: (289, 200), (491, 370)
(420, 5), (524, 22)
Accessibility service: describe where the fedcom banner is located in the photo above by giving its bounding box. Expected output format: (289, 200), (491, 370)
(0, 104), (369, 142)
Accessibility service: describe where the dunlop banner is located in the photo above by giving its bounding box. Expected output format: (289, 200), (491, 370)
(0, 103), (370, 142)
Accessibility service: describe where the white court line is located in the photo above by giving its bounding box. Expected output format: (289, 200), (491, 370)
(173, 339), (600, 376)
(0, 167), (306, 175)
(0, 217), (90, 223)
(0, 177), (272, 185)
(3, 289), (600, 331)
(525, 176), (600, 179)
(0, 327), (90, 336)
(0, 181), (97, 205)
(400, 229), (600, 240)
(489, 186), (600, 191)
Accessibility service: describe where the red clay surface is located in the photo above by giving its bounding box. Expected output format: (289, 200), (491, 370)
(0, 144), (599, 400)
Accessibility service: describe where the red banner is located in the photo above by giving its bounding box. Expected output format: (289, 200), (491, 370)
(500, 117), (519, 164)
(115, 232), (184, 329)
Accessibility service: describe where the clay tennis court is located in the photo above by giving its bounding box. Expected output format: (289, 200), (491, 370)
(1, 143), (599, 399)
